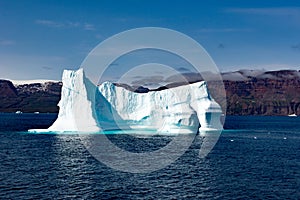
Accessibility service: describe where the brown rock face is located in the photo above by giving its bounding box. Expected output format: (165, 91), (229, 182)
(0, 80), (18, 97)
(222, 78), (300, 116)
(208, 70), (300, 116)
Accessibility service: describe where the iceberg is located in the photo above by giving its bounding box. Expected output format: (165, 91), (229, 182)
(30, 69), (223, 134)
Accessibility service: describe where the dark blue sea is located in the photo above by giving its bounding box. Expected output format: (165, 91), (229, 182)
(0, 113), (299, 199)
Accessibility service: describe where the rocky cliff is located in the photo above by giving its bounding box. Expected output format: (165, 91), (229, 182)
(222, 70), (300, 115)
(0, 80), (61, 113)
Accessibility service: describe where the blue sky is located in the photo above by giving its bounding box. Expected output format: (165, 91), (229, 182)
(0, 0), (300, 80)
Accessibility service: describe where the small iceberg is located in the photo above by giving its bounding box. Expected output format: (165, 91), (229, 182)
(288, 113), (297, 117)
(15, 110), (22, 114)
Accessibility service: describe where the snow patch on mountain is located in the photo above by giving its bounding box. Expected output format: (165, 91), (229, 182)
(10, 79), (59, 86)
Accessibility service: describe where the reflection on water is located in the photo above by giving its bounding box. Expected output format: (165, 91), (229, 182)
(80, 133), (196, 173)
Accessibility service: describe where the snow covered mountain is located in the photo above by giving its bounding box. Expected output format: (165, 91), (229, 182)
(10, 79), (58, 86)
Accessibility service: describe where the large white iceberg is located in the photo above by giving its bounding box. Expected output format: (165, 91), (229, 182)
(30, 69), (222, 134)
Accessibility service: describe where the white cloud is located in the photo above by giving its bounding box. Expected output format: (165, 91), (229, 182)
(35, 20), (63, 28)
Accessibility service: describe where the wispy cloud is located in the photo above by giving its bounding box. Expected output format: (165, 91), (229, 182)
(177, 67), (191, 72)
(42, 66), (53, 70)
(35, 20), (63, 28)
(66, 21), (80, 28)
(35, 19), (95, 31)
(225, 7), (300, 16)
(84, 23), (95, 30)
(197, 28), (252, 33)
(0, 40), (15, 46)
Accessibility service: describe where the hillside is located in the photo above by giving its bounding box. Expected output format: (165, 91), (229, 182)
(0, 80), (61, 113)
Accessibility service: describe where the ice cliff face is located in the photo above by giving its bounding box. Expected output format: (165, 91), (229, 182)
(46, 69), (222, 134)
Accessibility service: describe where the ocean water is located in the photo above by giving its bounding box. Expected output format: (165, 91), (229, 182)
(0, 113), (299, 199)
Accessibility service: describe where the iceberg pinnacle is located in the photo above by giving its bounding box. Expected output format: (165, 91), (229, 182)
(30, 69), (223, 134)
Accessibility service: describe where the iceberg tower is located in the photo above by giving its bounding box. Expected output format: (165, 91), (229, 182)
(31, 69), (223, 134)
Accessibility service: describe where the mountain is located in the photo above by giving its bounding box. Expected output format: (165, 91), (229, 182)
(0, 80), (61, 113)
(1, 69), (300, 115)
(221, 70), (300, 116)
